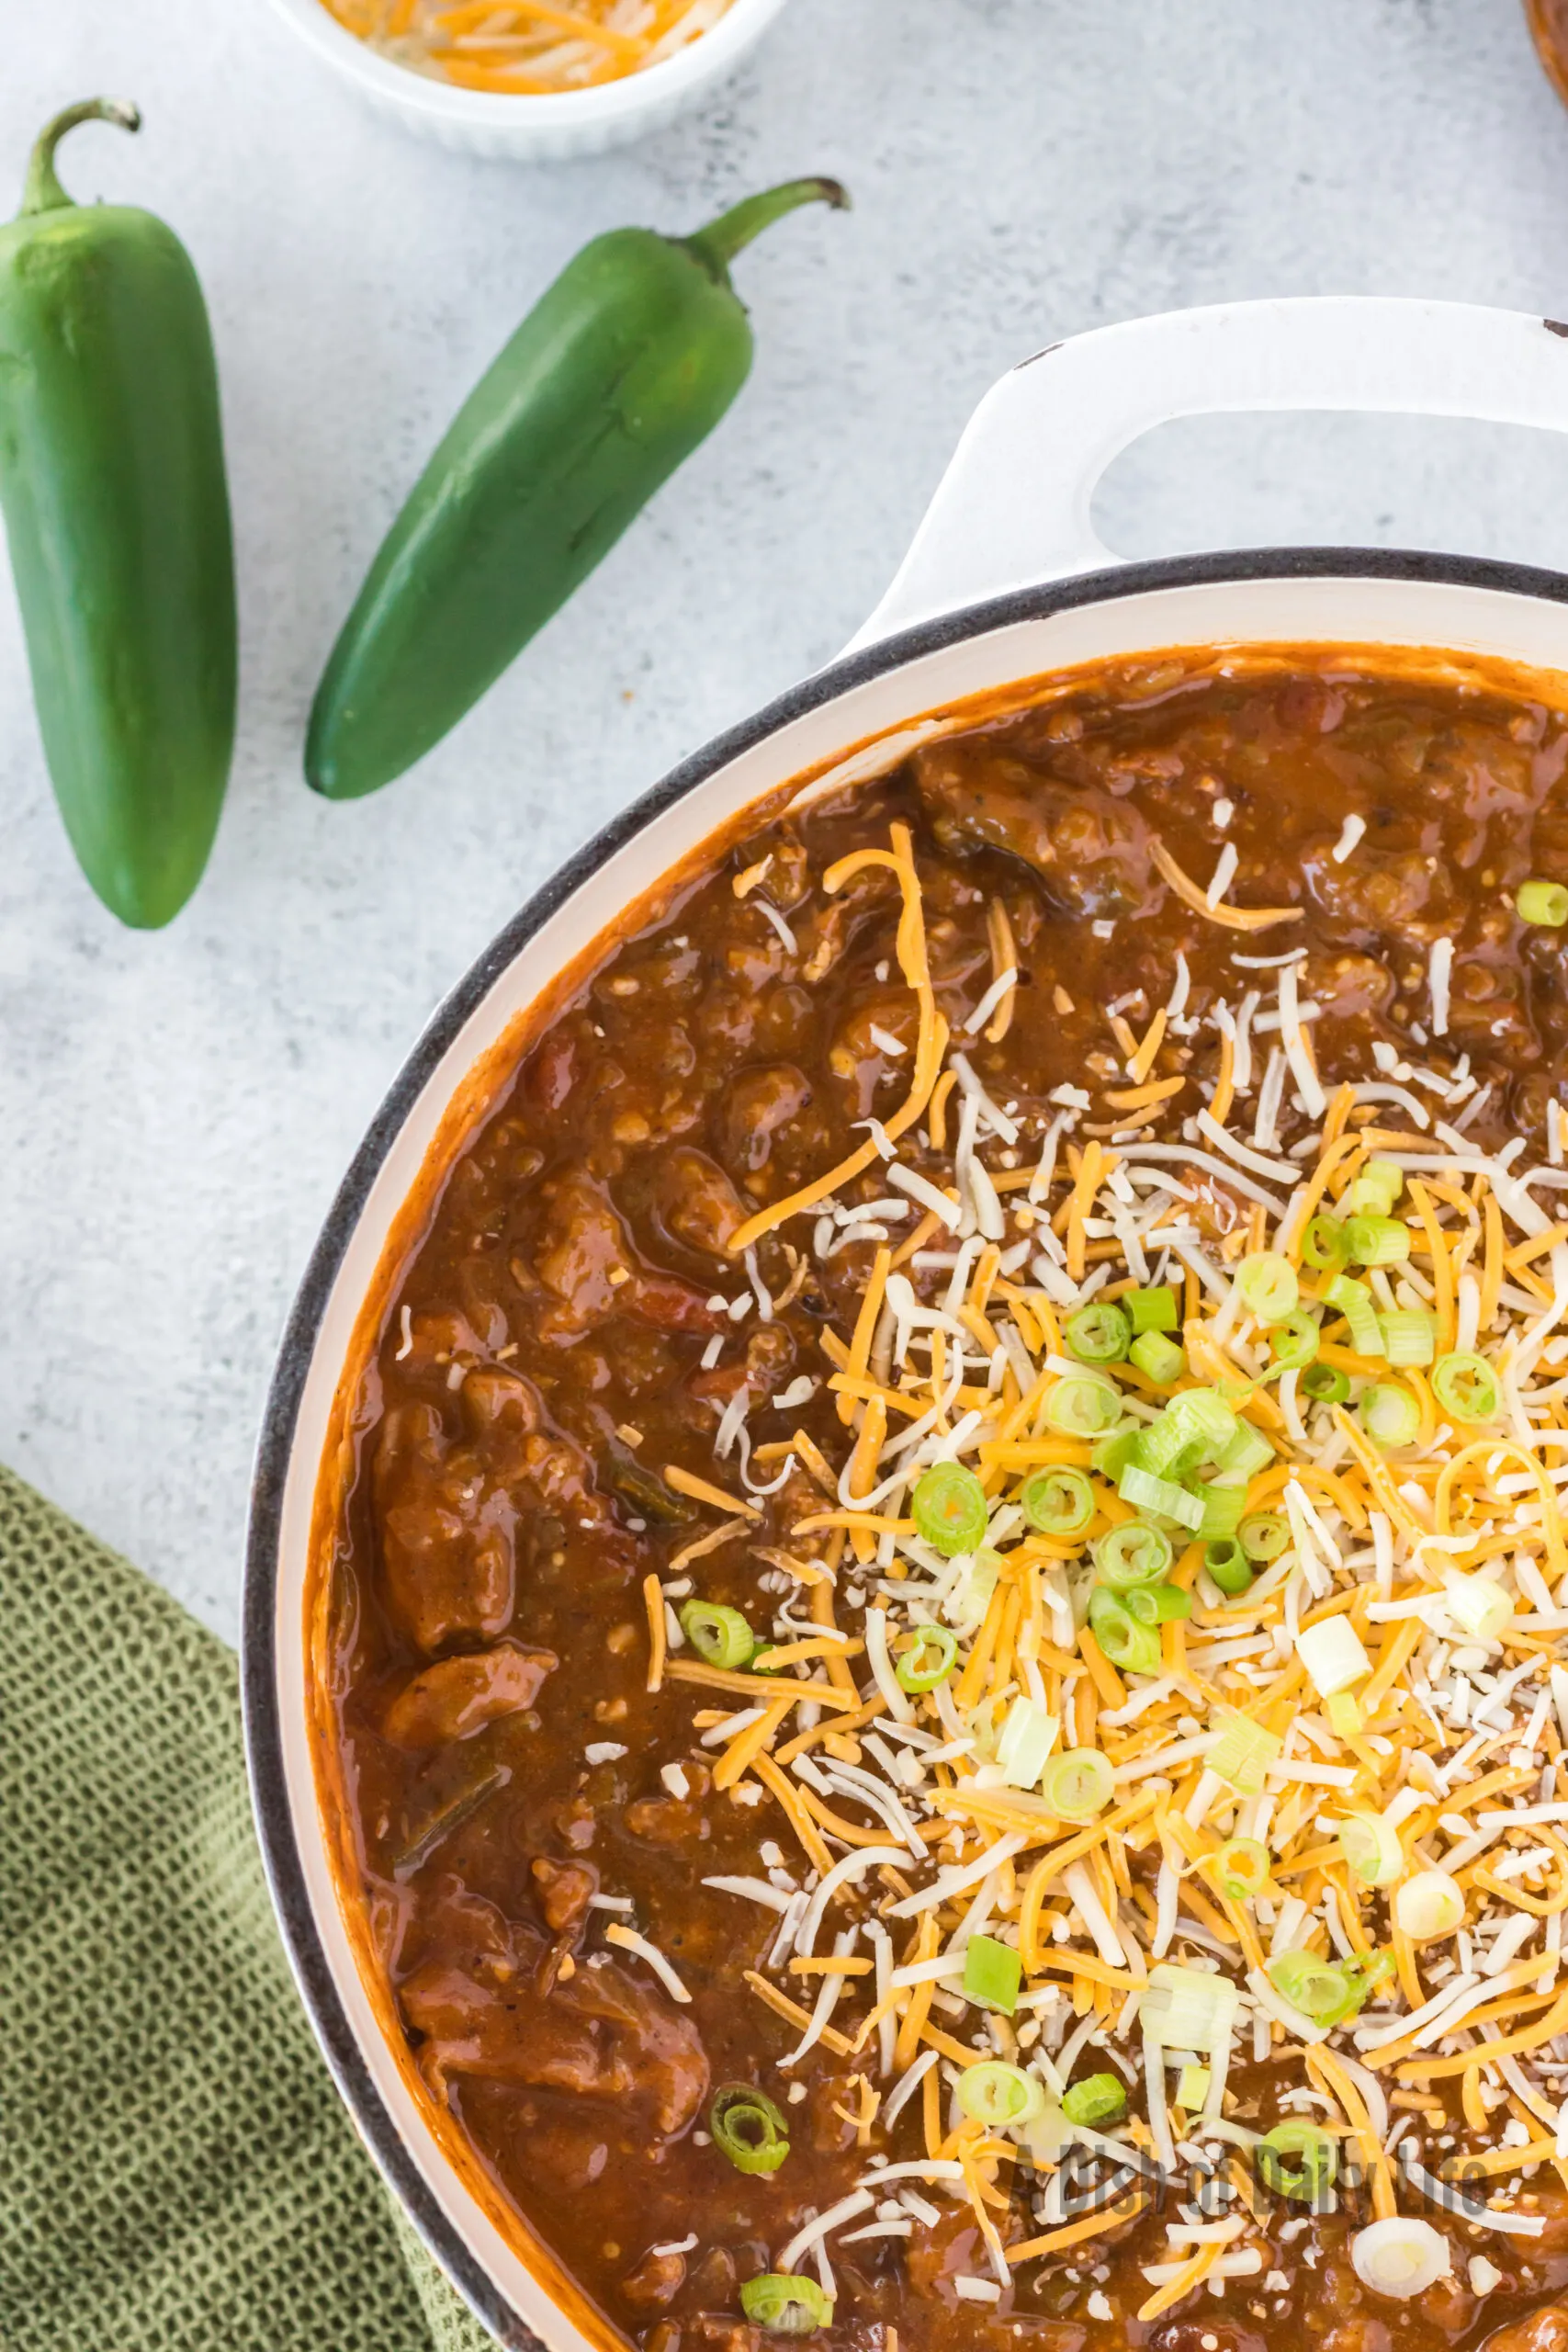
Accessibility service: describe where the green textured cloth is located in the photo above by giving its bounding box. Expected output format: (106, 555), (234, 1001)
(0, 1462), (497, 2352)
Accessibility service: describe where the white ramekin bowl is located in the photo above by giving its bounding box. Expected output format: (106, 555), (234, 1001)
(263, 0), (792, 159)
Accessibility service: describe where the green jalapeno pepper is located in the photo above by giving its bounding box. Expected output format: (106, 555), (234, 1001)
(0, 100), (236, 926)
(307, 175), (849, 802)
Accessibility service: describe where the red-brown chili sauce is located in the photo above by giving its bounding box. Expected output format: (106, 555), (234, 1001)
(329, 658), (1568, 2352)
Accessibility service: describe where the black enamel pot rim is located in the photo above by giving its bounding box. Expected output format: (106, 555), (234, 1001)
(240, 540), (1568, 2349)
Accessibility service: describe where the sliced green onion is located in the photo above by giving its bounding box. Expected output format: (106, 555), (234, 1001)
(1297, 1614), (1371, 1698)
(1359, 1381), (1420, 1451)
(710, 2085), (790, 2174)
(1214, 1836), (1270, 1900)
(1325, 1689), (1362, 1736)
(1021, 1465), (1095, 1539)
(1517, 878), (1568, 927)
(1379, 1308), (1436, 1367)
(1130, 1412), (1204, 1480)
(1348, 1157), (1403, 1217)
(1300, 1362), (1350, 1404)
(1166, 1386), (1239, 1453)
(1093, 1519), (1173, 1587)
(1258, 2120), (1338, 2202)
(1040, 1747), (1114, 1820)
(955, 2059), (1046, 2127)
(1205, 1538), (1253, 1596)
(1238, 1511), (1290, 1562)
(1119, 1461), (1206, 1529)
(1066, 1302), (1131, 1363)
(1343, 1948), (1395, 2002)
(1194, 1479), (1247, 1541)
(1043, 1374), (1124, 1438)
(1018, 2104), (1073, 2165)
(1087, 1589), (1163, 1675)
(963, 1933), (1021, 2015)
(1441, 1567), (1513, 1641)
(1209, 1705), (1281, 1794)
(680, 1600), (757, 1670)
(1214, 1419), (1273, 1481)
(1431, 1351), (1499, 1424)
(1302, 1214), (1348, 1272)
(953, 1545), (1001, 1631)
(1338, 1810), (1404, 1889)
(1142, 1961), (1238, 2052)
(1267, 1950), (1359, 2026)
(740, 2277), (833, 2335)
(1061, 2072), (1126, 2127)
(1090, 1427), (1140, 1479)
(911, 1462), (988, 1555)
(1345, 1214), (1412, 1268)
(1269, 1308), (1321, 1370)
(1129, 1331), (1185, 1385)
(996, 1697), (1057, 1790)
(895, 1623), (958, 1692)
(1350, 2216), (1452, 2300)
(1394, 1868), (1466, 1943)
(1176, 2064), (1211, 2110)
(1236, 1251), (1299, 1325)
(1122, 1580), (1193, 1626)
(1325, 1272), (1383, 1357)
(1125, 1284), (1179, 1335)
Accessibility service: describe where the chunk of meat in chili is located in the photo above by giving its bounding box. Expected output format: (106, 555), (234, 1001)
(531, 1854), (599, 1935)
(1483, 2303), (1568, 2352)
(530, 1169), (726, 1339)
(829, 995), (919, 1119)
(1303, 835), (1441, 933)
(400, 1884), (707, 2135)
(625, 1761), (713, 1847)
(719, 1064), (824, 1181)
(383, 1642), (557, 1748)
(622, 2249), (688, 2312)
(681, 2319), (761, 2352)
(656, 1147), (750, 1259)
(374, 1402), (517, 1653)
(459, 1365), (543, 1459)
(912, 739), (1156, 919)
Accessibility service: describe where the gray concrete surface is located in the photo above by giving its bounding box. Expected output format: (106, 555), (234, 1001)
(7, 0), (1568, 1636)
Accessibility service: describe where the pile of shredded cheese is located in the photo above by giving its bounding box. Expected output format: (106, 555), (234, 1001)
(320, 0), (734, 93)
(602, 817), (1568, 2324)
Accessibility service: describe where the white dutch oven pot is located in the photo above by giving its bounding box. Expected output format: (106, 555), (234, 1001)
(244, 296), (1568, 2350)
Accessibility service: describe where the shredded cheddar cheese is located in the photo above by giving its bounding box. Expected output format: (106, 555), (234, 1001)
(612, 815), (1568, 2320)
(728, 826), (947, 1254)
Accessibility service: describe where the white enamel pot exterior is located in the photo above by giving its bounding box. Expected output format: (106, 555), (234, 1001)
(244, 297), (1568, 2351)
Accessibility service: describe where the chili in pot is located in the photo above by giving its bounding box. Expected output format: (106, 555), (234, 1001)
(320, 647), (1568, 2352)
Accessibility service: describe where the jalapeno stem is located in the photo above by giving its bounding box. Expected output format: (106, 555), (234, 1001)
(21, 98), (141, 218)
(683, 175), (851, 280)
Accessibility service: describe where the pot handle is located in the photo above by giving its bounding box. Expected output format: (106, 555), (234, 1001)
(846, 296), (1568, 651)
